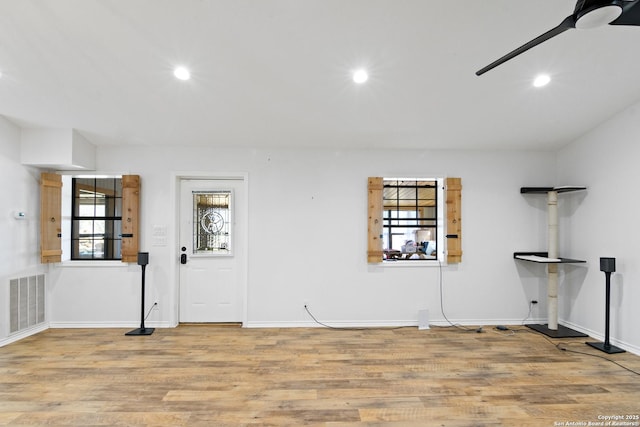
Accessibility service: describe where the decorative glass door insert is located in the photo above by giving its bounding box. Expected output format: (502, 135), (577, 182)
(192, 190), (232, 255)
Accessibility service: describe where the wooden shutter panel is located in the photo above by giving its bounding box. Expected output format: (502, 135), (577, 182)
(121, 175), (140, 263)
(446, 177), (462, 263)
(367, 177), (384, 263)
(40, 172), (62, 263)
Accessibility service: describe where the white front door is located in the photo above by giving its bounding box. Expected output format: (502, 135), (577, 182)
(179, 178), (246, 323)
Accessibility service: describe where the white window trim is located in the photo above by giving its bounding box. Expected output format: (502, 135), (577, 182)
(381, 177), (446, 267)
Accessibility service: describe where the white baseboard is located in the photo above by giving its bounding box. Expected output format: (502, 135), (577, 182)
(0, 323), (49, 348)
(244, 320), (419, 329)
(48, 320), (174, 329)
(245, 318), (548, 329)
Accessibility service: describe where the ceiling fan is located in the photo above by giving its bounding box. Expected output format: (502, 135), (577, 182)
(476, 0), (640, 76)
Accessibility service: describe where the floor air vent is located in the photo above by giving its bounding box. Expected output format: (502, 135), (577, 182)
(9, 274), (45, 334)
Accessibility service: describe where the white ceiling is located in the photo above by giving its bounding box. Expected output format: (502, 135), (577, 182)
(2, 0), (640, 151)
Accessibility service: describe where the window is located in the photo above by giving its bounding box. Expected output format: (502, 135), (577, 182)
(367, 177), (461, 264)
(42, 173), (139, 263)
(71, 177), (122, 260)
(382, 179), (440, 261)
(192, 191), (232, 255)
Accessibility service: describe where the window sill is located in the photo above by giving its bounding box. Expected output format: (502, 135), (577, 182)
(380, 259), (446, 267)
(56, 260), (129, 268)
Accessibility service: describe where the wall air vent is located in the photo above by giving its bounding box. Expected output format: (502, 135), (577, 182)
(9, 274), (45, 334)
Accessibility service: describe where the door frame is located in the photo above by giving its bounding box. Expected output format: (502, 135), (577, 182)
(170, 171), (249, 326)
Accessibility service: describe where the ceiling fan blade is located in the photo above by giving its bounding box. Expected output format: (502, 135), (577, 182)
(609, 0), (640, 25)
(476, 15), (576, 76)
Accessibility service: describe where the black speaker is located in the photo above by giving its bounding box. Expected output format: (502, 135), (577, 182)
(600, 257), (615, 273)
(137, 252), (149, 266)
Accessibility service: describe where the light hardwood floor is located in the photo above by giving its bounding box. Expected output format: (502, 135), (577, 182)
(1, 325), (639, 426)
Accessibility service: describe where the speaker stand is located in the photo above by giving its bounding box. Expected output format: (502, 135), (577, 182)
(586, 341), (625, 354)
(125, 327), (154, 336)
(126, 263), (155, 336)
(586, 270), (624, 354)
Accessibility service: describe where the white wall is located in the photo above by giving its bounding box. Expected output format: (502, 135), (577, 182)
(557, 102), (640, 353)
(0, 117), (45, 342)
(10, 112), (636, 352)
(46, 145), (557, 330)
(10, 113), (637, 352)
(20, 128), (95, 170)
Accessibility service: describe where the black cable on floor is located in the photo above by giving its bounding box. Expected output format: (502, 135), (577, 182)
(303, 305), (413, 331)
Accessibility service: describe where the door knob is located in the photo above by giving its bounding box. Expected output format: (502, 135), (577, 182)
(180, 253), (187, 264)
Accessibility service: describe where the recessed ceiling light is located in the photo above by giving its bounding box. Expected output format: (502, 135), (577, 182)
(352, 69), (369, 84)
(533, 74), (551, 88)
(174, 66), (191, 81)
